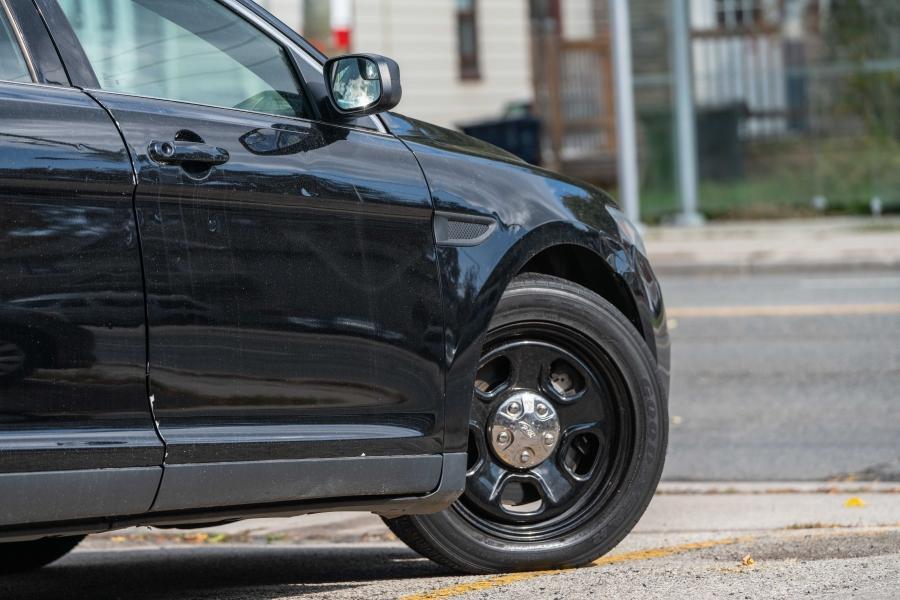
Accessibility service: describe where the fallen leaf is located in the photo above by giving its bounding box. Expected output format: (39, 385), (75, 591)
(844, 497), (866, 508)
(110, 536), (127, 543)
(741, 554), (755, 566)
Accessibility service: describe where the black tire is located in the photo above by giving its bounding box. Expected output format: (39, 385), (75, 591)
(385, 274), (667, 574)
(0, 536), (84, 575)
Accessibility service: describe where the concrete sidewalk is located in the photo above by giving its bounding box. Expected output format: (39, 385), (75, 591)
(84, 482), (900, 548)
(41, 485), (900, 600)
(644, 217), (900, 275)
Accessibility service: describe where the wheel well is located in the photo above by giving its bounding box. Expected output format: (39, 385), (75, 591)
(518, 245), (644, 338)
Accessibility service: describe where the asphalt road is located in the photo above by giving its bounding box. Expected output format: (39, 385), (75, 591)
(5, 514), (899, 599)
(661, 270), (900, 482)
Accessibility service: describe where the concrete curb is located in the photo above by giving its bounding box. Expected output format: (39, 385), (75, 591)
(652, 260), (900, 277)
(642, 216), (900, 276)
(657, 481), (900, 495)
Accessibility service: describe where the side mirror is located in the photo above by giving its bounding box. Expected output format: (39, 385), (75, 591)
(324, 54), (402, 117)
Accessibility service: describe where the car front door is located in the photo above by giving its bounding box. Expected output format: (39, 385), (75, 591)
(0, 0), (162, 526)
(44, 0), (445, 509)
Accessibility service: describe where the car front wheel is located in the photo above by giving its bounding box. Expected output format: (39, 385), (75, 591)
(385, 274), (667, 573)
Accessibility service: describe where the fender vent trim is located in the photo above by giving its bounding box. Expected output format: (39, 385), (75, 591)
(433, 212), (497, 247)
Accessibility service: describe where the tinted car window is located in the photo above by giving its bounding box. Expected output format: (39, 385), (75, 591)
(57, 0), (311, 118)
(0, 8), (30, 82)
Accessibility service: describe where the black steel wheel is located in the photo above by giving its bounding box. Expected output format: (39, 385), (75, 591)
(385, 274), (667, 573)
(458, 322), (633, 540)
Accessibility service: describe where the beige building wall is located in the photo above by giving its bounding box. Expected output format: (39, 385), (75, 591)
(256, 0), (304, 32)
(260, 0), (534, 129)
(560, 0), (595, 40)
(354, 0), (533, 128)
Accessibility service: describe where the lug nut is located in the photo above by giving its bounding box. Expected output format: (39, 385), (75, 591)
(520, 449), (533, 464)
(496, 430), (511, 445)
(543, 432), (555, 446)
(508, 402), (522, 416)
(536, 403), (549, 416)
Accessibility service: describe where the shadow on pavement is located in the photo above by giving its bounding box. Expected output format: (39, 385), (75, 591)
(0, 544), (453, 600)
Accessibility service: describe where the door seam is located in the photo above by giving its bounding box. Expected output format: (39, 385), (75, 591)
(394, 135), (451, 455)
(83, 89), (168, 510)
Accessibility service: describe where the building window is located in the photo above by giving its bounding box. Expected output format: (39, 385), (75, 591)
(457, 0), (480, 80)
(715, 0), (763, 28)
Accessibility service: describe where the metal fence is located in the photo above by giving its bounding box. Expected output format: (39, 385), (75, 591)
(628, 0), (900, 220)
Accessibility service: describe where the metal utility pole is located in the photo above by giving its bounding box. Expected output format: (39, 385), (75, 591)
(609, 0), (641, 224)
(670, 0), (705, 226)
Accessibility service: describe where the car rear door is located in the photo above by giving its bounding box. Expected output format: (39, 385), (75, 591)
(0, 0), (162, 526)
(42, 0), (446, 510)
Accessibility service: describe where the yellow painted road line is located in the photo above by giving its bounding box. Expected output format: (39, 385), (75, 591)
(400, 536), (749, 600)
(667, 303), (900, 319)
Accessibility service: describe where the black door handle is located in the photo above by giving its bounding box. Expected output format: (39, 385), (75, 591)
(148, 140), (230, 167)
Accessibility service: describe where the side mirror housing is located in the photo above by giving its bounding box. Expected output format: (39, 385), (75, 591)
(324, 54), (402, 117)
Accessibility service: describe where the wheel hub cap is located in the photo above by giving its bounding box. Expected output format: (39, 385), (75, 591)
(490, 391), (560, 469)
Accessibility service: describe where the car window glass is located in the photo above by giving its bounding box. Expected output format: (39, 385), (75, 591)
(56, 0), (311, 119)
(0, 8), (31, 83)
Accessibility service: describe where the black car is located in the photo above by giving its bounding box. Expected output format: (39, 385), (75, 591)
(0, 0), (669, 575)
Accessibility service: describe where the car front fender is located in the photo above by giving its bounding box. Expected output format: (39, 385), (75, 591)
(389, 120), (669, 454)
